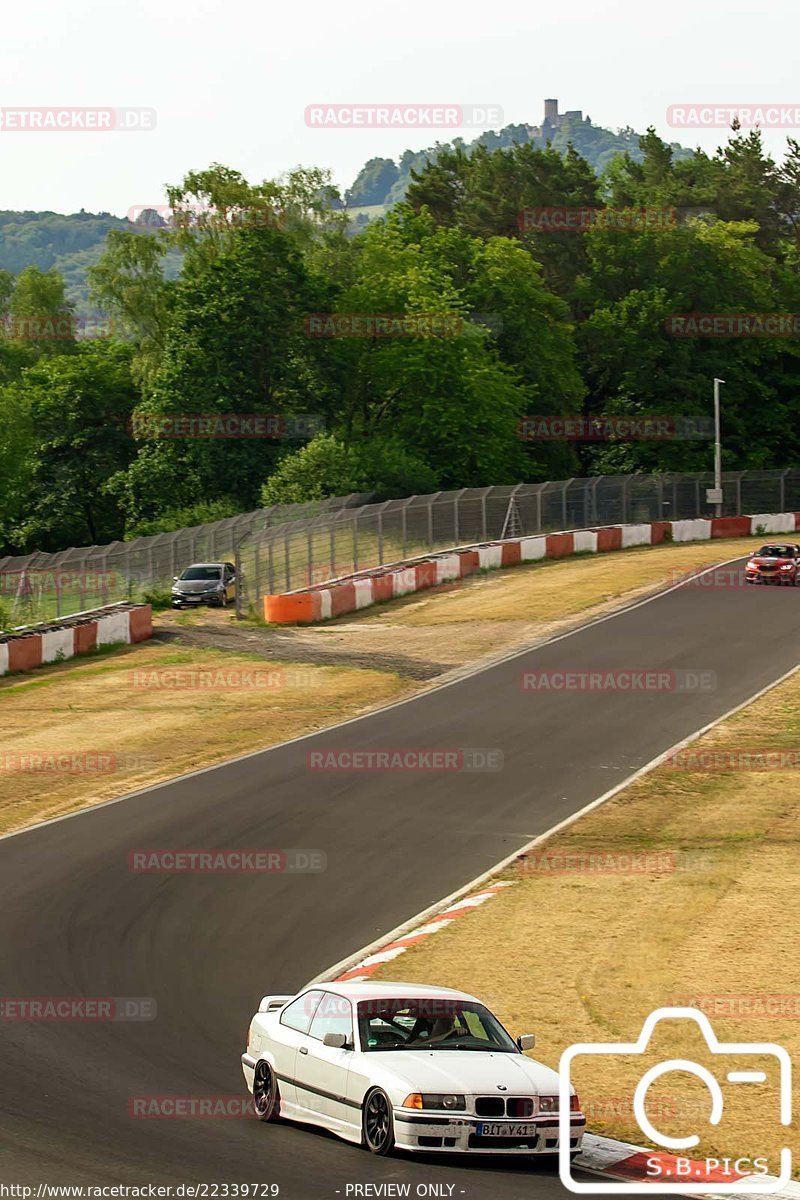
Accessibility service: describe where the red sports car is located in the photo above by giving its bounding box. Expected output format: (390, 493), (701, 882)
(745, 543), (800, 585)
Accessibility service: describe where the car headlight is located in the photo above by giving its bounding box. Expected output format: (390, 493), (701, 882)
(781, 563), (793, 570)
(171, 586), (182, 594)
(402, 1093), (466, 1111)
(746, 561), (756, 569)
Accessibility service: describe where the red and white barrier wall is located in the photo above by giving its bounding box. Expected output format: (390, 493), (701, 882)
(0, 604), (152, 677)
(263, 513), (800, 625)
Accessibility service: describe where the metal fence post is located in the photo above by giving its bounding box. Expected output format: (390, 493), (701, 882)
(781, 469), (789, 512)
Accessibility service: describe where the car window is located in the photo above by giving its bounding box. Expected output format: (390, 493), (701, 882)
(356, 997), (518, 1052)
(280, 990), (323, 1034)
(308, 992), (353, 1043)
(179, 566), (222, 581)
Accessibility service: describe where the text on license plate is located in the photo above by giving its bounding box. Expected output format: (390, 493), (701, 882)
(476, 1122), (537, 1137)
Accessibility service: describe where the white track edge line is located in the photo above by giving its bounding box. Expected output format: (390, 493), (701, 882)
(0, 551), (754, 845)
(309, 658), (800, 985)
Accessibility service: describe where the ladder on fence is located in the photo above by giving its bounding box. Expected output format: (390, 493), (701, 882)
(500, 496), (523, 540)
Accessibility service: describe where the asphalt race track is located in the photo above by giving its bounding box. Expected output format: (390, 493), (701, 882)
(2, 560), (800, 1198)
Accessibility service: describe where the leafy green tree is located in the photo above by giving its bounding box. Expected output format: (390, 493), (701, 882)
(7, 266), (76, 358)
(575, 218), (800, 472)
(261, 434), (438, 504)
(9, 342), (138, 550)
(89, 229), (173, 386)
(112, 223), (327, 527)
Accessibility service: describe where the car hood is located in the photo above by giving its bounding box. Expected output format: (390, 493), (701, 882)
(365, 1050), (562, 1095)
(175, 579), (220, 592)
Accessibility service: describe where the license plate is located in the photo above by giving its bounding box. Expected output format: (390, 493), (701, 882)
(476, 1122), (537, 1137)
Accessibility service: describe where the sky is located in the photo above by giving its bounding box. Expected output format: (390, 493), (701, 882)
(2, 0), (799, 216)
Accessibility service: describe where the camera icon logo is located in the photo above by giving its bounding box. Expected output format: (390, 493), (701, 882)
(558, 1007), (792, 1194)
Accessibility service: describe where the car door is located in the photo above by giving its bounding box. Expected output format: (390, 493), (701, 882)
(271, 990), (324, 1105)
(294, 992), (356, 1131)
(223, 564), (236, 601)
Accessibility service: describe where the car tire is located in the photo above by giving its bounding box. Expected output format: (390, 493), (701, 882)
(362, 1088), (395, 1156)
(252, 1060), (280, 1122)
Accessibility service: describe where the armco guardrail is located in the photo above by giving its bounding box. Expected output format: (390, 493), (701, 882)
(239, 469), (800, 612)
(262, 512), (795, 624)
(0, 603), (153, 676)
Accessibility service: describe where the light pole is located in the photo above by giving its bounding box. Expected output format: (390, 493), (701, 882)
(712, 377), (725, 517)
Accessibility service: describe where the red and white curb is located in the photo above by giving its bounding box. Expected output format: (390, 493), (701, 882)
(575, 1132), (799, 1196)
(335, 881), (513, 982)
(0, 603), (153, 677)
(332, 883), (799, 1194)
(263, 510), (800, 624)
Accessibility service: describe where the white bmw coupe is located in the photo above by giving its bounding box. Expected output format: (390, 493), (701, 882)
(241, 980), (585, 1157)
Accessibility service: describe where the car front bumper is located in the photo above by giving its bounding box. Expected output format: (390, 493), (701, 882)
(393, 1108), (586, 1154)
(746, 571), (794, 584)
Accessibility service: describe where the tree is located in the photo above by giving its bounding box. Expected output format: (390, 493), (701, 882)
(7, 266), (76, 358)
(112, 223), (327, 527)
(9, 343), (138, 550)
(261, 434), (438, 505)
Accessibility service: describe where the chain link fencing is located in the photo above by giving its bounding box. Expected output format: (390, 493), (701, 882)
(0, 494), (371, 628)
(2, 469), (798, 627)
(235, 468), (800, 614)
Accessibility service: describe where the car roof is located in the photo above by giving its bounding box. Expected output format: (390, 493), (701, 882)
(306, 980), (481, 1004)
(183, 562), (228, 568)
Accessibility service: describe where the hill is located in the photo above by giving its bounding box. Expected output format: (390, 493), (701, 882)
(0, 102), (695, 309)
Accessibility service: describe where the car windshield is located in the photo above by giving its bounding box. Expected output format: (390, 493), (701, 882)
(357, 997), (519, 1052)
(179, 566), (222, 581)
(756, 546), (793, 558)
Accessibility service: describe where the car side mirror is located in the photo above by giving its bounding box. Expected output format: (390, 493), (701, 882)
(173, 576), (178, 582)
(517, 1033), (535, 1051)
(323, 1032), (348, 1049)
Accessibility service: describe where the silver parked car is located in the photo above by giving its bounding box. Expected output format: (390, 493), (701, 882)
(171, 562), (236, 609)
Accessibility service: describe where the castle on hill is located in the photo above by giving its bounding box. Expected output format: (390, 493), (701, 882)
(528, 99), (584, 141)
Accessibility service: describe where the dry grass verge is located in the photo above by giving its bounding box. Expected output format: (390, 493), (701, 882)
(0, 643), (404, 836)
(370, 665), (800, 1174)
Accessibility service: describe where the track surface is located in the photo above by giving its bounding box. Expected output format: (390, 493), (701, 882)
(2, 561), (799, 1197)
